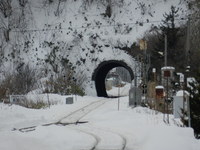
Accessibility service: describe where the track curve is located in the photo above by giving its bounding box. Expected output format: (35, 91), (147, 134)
(17, 98), (129, 150)
(83, 124), (127, 150)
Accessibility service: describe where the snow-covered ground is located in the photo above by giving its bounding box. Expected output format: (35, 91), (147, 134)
(107, 83), (131, 97)
(0, 94), (199, 150)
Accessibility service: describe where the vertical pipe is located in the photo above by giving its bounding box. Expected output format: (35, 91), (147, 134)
(188, 94), (191, 127)
(118, 86), (120, 111)
(167, 77), (169, 123)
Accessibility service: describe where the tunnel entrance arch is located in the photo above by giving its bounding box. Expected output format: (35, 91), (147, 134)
(92, 60), (134, 97)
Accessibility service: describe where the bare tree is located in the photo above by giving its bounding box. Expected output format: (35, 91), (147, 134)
(18, 0), (28, 7)
(0, 35), (6, 67)
(0, 0), (12, 18)
(14, 63), (38, 94)
(54, 0), (62, 16)
(0, 0), (30, 44)
(81, 0), (124, 17)
(0, 0), (12, 42)
(0, 63), (38, 102)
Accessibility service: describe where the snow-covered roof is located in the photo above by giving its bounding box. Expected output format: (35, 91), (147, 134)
(155, 85), (164, 89)
(161, 66), (175, 70)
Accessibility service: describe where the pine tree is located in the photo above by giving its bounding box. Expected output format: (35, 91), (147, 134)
(146, 5), (186, 75)
(187, 72), (200, 139)
(158, 5), (184, 66)
(188, 0), (200, 74)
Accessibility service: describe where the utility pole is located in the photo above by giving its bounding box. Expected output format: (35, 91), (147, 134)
(186, 18), (190, 60)
(145, 44), (149, 105)
(164, 34), (167, 66)
(134, 63), (137, 106)
(185, 17), (191, 127)
(139, 39), (148, 104)
(164, 34), (168, 123)
(118, 86), (120, 110)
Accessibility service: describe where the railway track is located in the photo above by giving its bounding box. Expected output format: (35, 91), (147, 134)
(72, 124), (127, 150)
(56, 99), (128, 150)
(58, 100), (107, 125)
(16, 99), (128, 150)
(16, 100), (107, 132)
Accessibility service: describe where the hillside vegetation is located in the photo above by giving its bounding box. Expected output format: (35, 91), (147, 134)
(0, 0), (199, 97)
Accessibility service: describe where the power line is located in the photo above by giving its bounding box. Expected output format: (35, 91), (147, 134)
(10, 17), (192, 33)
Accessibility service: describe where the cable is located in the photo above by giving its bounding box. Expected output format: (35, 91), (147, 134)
(10, 16), (196, 33)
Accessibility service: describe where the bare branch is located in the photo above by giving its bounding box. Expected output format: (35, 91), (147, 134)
(0, 0), (12, 18)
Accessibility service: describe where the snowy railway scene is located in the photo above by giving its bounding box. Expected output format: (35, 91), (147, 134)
(0, 0), (200, 150)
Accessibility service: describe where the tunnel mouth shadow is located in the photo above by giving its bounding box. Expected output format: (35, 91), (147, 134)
(92, 60), (134, 97)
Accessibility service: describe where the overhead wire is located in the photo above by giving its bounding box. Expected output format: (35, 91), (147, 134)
(7, 0), (199, 33)
(10, 16), (193, 33)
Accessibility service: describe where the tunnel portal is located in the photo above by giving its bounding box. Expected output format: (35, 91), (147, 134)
(92, 60), (134, 97)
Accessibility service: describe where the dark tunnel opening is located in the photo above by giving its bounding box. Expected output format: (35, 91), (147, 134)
(92, 60), (134, 97)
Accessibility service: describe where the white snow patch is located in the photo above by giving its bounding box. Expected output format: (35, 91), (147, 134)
(0, 95), (199, 150)
(176, 90), (189, 96)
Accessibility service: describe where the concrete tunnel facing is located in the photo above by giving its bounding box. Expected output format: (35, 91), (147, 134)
(92, 60), (134, 97)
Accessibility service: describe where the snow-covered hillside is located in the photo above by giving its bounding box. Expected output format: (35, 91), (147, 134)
(0, 0), (189, 95)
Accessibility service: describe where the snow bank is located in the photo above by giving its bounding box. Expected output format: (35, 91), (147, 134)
(0, 95), (104, 131)
(83, 97), (199, 150)
(0, 125), (95, 150)
(0, 95), (199, 150)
